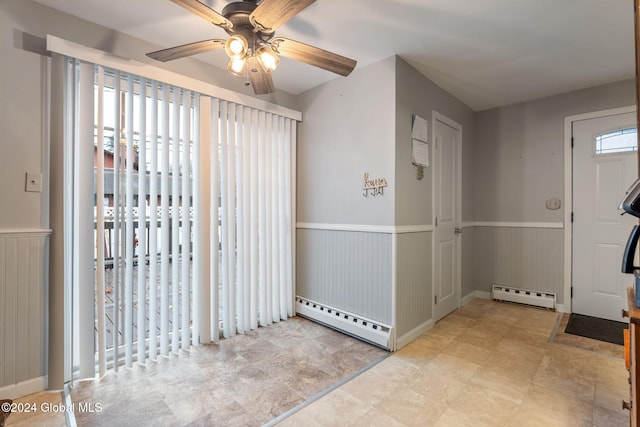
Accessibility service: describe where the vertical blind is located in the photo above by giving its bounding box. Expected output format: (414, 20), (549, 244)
(63, 58), (296, 379)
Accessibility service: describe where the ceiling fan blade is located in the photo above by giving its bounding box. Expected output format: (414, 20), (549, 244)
(250, 0), (315, 32)
(271, 37), (357, 76)
(147, 39), (225, 62)
(249, 64), (275, 95)
(170, 0), (232, 29)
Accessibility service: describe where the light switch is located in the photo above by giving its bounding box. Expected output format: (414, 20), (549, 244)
(25, 172), (42, 192)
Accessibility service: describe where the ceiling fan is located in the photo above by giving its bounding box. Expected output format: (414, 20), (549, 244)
(147, 0), (357, 95)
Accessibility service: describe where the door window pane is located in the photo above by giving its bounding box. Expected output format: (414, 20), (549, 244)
(595, 127), (637, 154)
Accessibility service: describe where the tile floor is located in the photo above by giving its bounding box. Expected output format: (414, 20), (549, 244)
(5, 299), (631, 426)
(279, 299), (628, 427)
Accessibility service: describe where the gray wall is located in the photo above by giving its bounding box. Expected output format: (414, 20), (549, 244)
(295, 57), (396, 329)
(296, 56), (396, 226)
(393, 58), (475, 336)
(395, 58), (476, 226)
(296, 57), (477, 341)
(474, 79), (634, 223)
(470, 79), (636, 303)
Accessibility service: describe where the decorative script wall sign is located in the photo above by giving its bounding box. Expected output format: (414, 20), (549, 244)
(362, 172), (387, 198)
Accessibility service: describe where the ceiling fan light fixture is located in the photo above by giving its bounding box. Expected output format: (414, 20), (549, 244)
(227, 57), (247, 77)
(224, 34), (248, 60)
(256, 46), (280, 73)
(147, 0), (358, 95)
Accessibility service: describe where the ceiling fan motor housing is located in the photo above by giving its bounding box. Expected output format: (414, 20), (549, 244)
(222, 1), (273, 47)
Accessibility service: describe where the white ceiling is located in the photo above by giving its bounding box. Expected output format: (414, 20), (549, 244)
(35, 0), (635, 111)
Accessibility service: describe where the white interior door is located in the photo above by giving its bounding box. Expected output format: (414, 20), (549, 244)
(433, 112), (462, 321)
(573, 111), (637, 321)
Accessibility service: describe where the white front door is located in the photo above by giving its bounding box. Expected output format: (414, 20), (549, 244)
(573, 110), (637, 321)
(433, 112), (462, 321)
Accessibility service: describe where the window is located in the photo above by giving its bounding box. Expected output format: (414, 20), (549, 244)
(595, 127), (638, 155)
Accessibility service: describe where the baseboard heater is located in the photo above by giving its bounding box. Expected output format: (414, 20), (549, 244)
(491, 285), (556, 310)
(295, 296), (393, 350)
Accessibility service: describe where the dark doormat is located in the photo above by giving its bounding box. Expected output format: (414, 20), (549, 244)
(565, 313), (628, 345)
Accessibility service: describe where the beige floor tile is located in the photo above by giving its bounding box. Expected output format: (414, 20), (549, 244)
(275, 408), (325, 427)
(494, 337), (546, 361)
(374, 386), (447, 426)
(433, 407), (492, 427)
(393, 339), (440, 368)
(480, 343), (544, 387)
(449, 304), (489, 320)
(367, 355), (422, 383)
(506, 324), (552, 346)
(352, 407), (409, 427)
(425, 352), (481, 382)
(455, 325), (504, 351)
(470, 318), (513, 338)
(469, 365), (533, 404)
(428, 320), (472, 339)
(481, 310), (523, 326)
(594, 383), (629, 413)
(593, 404), (629, 427)
(446, 382), (522, 427)
(407, 367), (467, 403)
(298, 389), (371, 426)
(532, 362), (596, 403)
(340, 369), (400, 406)
(441, 338), (494, 365)
(412, 330), (453, 349)
(596, 356), (629, 390)
(519, 384), (594, 427)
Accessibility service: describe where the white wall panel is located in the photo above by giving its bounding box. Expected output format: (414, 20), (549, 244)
(296, 229), (392, 324)
(0, 231), (48, 392)
(395, 232), (432, 338)
(473, 226), (564, 302)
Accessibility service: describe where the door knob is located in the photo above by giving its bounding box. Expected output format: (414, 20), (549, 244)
(454, 227), (462, 235)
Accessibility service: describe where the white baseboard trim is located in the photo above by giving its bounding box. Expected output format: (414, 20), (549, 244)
(555, 304), (567, 313)
(0, 376), (47, 399)
(395, 319), (435, 350)
(461, 291), (491, 306)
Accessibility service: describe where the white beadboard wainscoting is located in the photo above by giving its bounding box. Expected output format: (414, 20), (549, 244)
(296, 223), (434, 350)
(464, 222), (565, 308)
(0, 229), (51, 398)
(395, 231), (433, 348)
(296, 221), (564, 351)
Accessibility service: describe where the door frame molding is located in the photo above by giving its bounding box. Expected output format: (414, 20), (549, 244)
(431, 110), (463, 321)
(563, 105), (636, 314)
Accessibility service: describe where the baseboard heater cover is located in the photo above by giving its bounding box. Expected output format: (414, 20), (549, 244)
(491, 285), (556, 310)
(295, 296), (393, 350)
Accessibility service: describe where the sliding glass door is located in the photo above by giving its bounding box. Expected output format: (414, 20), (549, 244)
(60, 57), (296, 381)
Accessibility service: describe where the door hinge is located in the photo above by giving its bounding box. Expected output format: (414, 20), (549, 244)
(571, 212), (574, 223)
(571, 286), (573, 298)
(571, 137), (574, 148)
(435, 295), (438, 305)
(435, 217), (438, 227)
